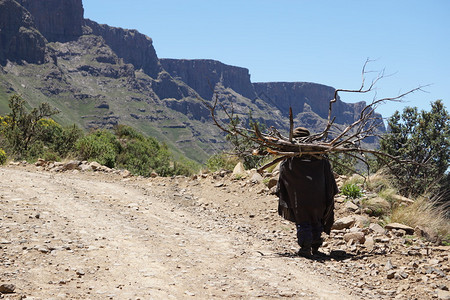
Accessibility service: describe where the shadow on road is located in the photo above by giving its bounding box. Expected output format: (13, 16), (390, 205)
(275, 249), (382, 262)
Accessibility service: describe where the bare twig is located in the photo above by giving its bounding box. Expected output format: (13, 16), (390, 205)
(201, 60), (429, 176)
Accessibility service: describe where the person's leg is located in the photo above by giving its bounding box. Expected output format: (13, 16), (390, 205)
(296, 223), (312, 257)
(311, 222), (324, 255)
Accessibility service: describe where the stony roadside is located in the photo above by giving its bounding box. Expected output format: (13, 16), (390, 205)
(0, 160), (449, 299)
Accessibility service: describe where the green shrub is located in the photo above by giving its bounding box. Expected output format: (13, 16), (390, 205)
(76, 130), (121, 168)
(341, 183), (363, 199)
(171, 158), (198, 177)
(42, 150), (61, 162)
(117, 137), (169, 176)
(39, 121), (83, 157)
(114, 125), (197, 177)
(114, 124), (144, 141)
(380, 100), (449, 197)
(205, 153), (238, 172)
(2, 95), (59, 159)
(25, 140), (45, 162)
(0, 148), (7, 165)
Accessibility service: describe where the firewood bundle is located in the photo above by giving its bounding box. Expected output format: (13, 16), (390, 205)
(202, 59), (426, 174)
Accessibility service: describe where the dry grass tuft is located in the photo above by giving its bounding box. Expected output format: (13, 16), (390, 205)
(391, 195), (450, 242)
(345, 170), (450, 243)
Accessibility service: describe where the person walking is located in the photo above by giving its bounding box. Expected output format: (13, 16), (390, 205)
(276, 127), (338, 257)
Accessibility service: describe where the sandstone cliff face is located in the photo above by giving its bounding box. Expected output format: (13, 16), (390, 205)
(160, 59), (257, 100)
(254, 81), (366, 125)
(0, 0), (47, 65)
(85, 19), (162, 79)
(17, 0), (84, 42)
(0, 0), (385, 160)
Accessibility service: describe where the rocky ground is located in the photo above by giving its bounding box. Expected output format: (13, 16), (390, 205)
(0, 161), (449, 299)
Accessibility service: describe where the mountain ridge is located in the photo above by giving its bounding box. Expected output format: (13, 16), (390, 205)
(0, 0), (384, 162)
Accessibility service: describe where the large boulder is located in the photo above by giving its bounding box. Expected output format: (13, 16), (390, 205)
(385, 223), (415, 235)
(232, 162), (246, 177)
(332, 216), (356, 230)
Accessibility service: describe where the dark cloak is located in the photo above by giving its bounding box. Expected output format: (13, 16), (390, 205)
(276, 156), (338, 234)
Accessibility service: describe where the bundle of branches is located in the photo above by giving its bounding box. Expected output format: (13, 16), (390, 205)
(202, 59), (426, 175)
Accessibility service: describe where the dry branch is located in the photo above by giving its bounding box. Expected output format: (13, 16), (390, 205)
(201, 60), (428, 174)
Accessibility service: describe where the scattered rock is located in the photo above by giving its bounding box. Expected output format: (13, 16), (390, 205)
(332, 216), (355, 230)
(250, 172), (263, 183)
(232, 162), (246, 177)
(344, 232), (365, 244)
(369, 223), (385, 234)
(387, 270), (396, 279)
(437, 290), (450, 300)
(364, 236), (375, 251)
(0, 284), (15, 294)
(415, 225), (440, 243)
(391, 194), (414, 205)
(385, 223), (415, 235)
(365, 197), (390, 215)
(89, 161), (103, 171)
(384, 259), (395, 270)
(267, 178), (278, 189)
(121, 170), (132, 178)
(61, 160), (81, 171)
(353, 215), (370, 227)
(344, 201), (359, 212)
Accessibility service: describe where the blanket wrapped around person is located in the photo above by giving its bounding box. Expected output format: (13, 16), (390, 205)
(275, 127), (338, 257)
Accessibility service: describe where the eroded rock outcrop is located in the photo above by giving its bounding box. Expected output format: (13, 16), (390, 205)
(84, 19), (162, 79)
(17, 0), (84, 42)
(160, 59), (257, 100)
(0, 0), (46, 64)
(254, 81), (367, 124)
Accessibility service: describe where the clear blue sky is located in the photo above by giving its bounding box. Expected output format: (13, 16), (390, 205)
(83, 0), (450, 119)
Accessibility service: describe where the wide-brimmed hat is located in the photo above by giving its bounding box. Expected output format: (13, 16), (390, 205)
(293, 127), (310, 138)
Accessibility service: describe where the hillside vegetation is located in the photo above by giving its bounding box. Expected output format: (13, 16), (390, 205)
(0, 0), (383, 163)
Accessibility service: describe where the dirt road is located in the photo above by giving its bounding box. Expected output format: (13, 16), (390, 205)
(0, 165), (357, 299)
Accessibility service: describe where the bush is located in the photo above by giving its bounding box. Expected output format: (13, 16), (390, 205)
(205, 153), (239, 172)
(0, 148), (7, 165)
(41, 150), (61, 162)
(380, 100), (449, 197)
(76, 130), (121, 168)
(114, 124), (144, 141)
(114, 125), (197, 177)
(37, 120), (83, 157)
(341, 183), (363, 199)
(54, 125), (84, 157)
(2, 95), (59, 159)
(225, 111), (267, 170)
(117, 137), (170, 176)
(172, 158), (198, 177)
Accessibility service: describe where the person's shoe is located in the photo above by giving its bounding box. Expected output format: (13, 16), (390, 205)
(297, 247), (312, 258)
(312, 248), (327, 257)
(312, 247), (320, 255)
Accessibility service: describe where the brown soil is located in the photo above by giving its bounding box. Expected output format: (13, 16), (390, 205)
(0, 163), (448, 299)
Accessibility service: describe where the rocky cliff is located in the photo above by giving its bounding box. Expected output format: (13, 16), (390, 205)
(161, 59), (257, 101)
(0, 0), (385, 162)
(17, 0), (84, 43)
(0, 0), (47, 65)
(253, 81), (368, 124)
(84, 19), (162, 79)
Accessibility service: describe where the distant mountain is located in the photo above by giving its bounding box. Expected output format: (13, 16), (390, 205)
(0, 0), (384, 162)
